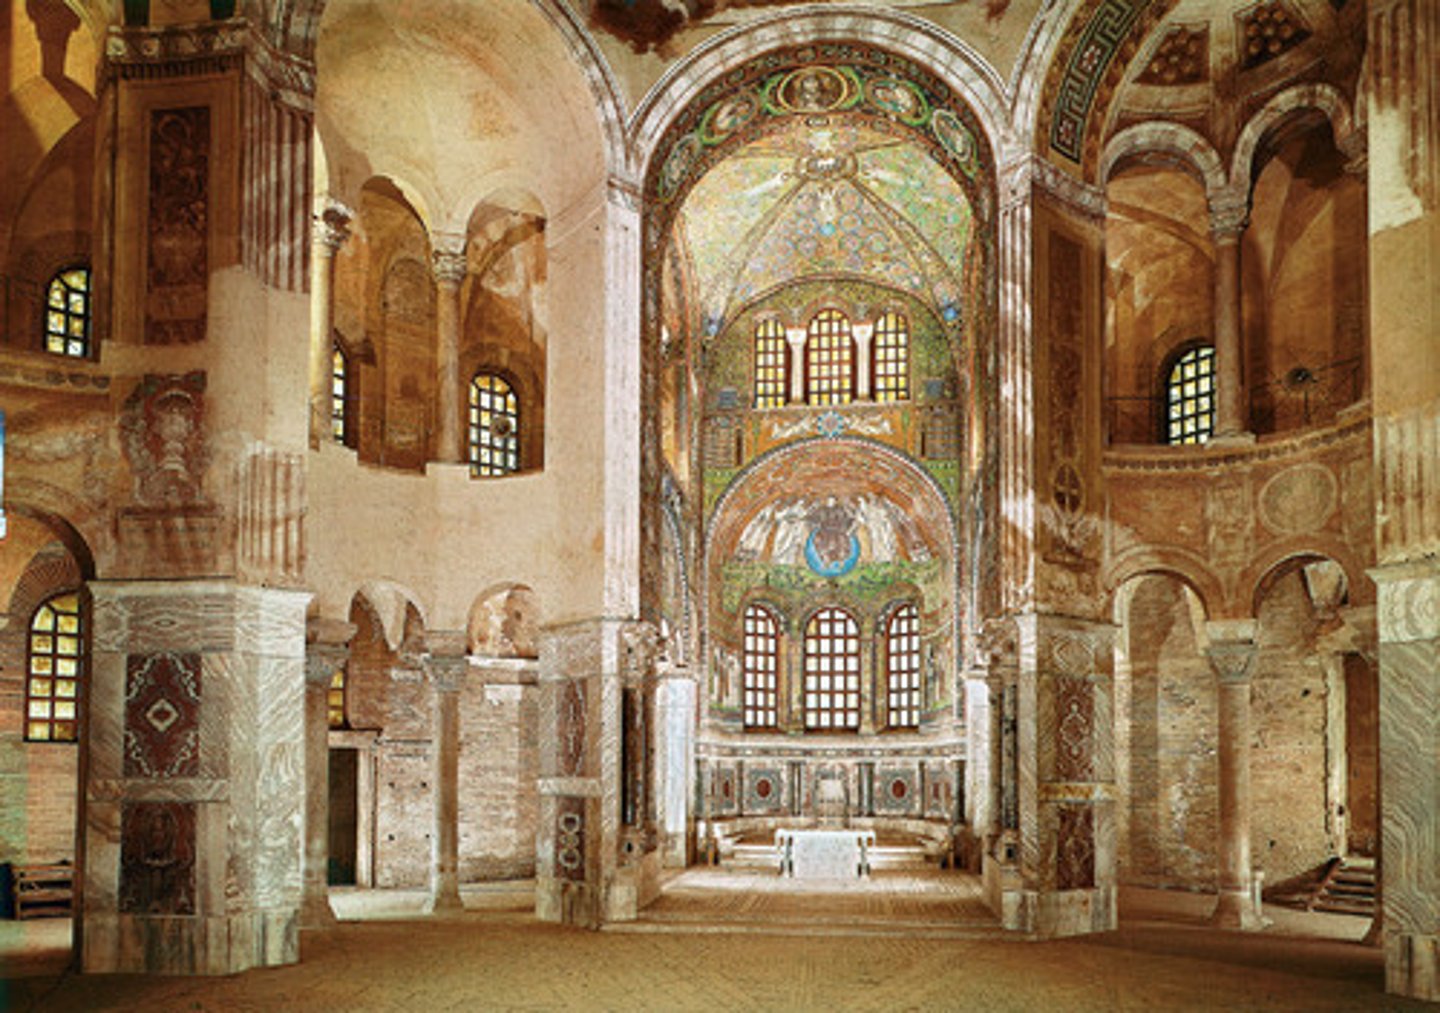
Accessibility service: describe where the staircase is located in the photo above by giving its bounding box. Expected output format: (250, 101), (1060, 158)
(1308, 855), (1376, 917)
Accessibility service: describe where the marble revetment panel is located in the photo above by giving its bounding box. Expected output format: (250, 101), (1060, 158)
(124, 652), (201, 778)
(119, 801), (197, 915)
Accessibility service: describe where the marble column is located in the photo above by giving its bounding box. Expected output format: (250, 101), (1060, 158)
(300, 619), (354, 931)
(1205, 619), (1266, 930)
(309, 201), (352, 448)
(784, 326), (807, 404)
(853, 320), (874, 400)
(1208, 188), (1251, 441)
(420, 631), (467, 914)
(431, 234), (468, 465)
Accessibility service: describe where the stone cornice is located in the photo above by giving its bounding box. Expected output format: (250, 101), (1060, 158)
(1102, 413), (1371, 473)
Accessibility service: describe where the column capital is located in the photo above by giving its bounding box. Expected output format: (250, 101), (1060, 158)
(313, 200), (354, 253)
(430, 233), (469, 286)
(419, 629), (470, 693)
(1208, 186), (1251, 240)
(1204, 619), (1258, 683)
(304, 618), (354, 686)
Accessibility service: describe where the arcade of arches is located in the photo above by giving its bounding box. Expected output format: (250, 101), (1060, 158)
(1, 0), (1437, 1006)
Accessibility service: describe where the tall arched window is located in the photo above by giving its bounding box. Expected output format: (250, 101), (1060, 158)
(1165, 344), (1215, 445)
(45, 266), (91, 358)
(872, 311), (910, 402)
(469, 372), (520, 476)
(753, 318), (789, 408)
(331, 346), (350, 444)
(803, 607), (860, 731)
(885, 603), (921, 729)
(742, 604), (780, 730)
(805, 309), (854, 406)
(26, 592), (83, 742)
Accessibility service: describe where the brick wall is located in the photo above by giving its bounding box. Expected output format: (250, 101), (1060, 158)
(457, 673), (539, 881)
(1121, 575), (1218, 889)
(1251, 569), (1331, 882)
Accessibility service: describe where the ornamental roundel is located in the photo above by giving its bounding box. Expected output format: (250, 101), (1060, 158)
(756, 777), (773, 799)
(890, 777), (908, 800)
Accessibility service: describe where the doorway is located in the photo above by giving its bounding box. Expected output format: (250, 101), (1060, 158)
(1343, 655), (1378, 857)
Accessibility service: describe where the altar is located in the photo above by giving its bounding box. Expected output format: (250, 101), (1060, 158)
(774, 829), (875, 879)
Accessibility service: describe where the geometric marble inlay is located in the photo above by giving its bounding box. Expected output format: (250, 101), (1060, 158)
(119, 801), (197, 915)
(1055, 677), (1096, 782)
(125, 652), (201, 778)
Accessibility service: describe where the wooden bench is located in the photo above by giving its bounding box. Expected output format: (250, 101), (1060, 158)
(12, 863), (74, 920)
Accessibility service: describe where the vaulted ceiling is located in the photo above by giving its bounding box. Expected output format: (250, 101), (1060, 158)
(672, 117), (973, 331)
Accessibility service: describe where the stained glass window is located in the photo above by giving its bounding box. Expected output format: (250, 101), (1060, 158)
(327, 667), (347, 728)
(805, 310), (854, 406)
(469, 373), (519, 476)
(331, 346), (348, 443)
(886, 604), (921, 729)
(873, 312), (910, 402)
(1166, 345), (1215, 445)
(754, 319), (788, 408)
(26, 592), (83, 743)
(803, 607), (860, 731)
(45, 267), (90, 358)
(742, 604), (779, 730)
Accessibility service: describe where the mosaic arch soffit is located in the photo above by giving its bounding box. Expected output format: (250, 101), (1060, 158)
(706, 437), (959, 569)
(647, 45), (996, 341)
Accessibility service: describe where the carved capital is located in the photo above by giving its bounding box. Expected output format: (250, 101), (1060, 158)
(999, 157), (1034, 213)
(305, 617), (355, 686)
(1204, 619), (1258, 684)
(430, 234), (469, 286)
(313, 200), (354, 253)
(420, 629), (470, 693)
(1209, 186), (1251, 240)
(619, 621), (661, 684)
(978, 618), (1019, 676)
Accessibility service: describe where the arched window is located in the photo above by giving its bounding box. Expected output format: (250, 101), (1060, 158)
(753, 318), (789, 408)
(742, 604), (780, 730)
(872, 312), (910, 402)
(805, 309), (854, 406)
(331, 345), (350, 444)
(469, 372), (519, 476)
(1165, 344), (1215, 445)
(885, 603), (921, 729)
(45, 266), (91, 358)
(327, 666), (347, 729)
(26, 592), (83, 742)
(803, 607), (860, 731)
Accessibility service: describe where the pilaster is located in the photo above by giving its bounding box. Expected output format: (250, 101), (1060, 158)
(1373, 560), (1440, 999)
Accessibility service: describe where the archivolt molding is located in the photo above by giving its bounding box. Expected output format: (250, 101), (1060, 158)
(1229, 81), (1359, 189)
(628, 6), (1012, 175)
(1099, 120), (1226, 197)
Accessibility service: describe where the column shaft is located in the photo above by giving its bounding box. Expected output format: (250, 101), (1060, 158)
(309, 205), (351, 447)
(432, 240), (467, 465)
(1207, 622), (1265, 930)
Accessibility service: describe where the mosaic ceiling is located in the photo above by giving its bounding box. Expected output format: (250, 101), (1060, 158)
(672, 116), (975, 334)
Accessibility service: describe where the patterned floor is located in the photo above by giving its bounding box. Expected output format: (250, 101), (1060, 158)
(0, 887), (1417, 1012)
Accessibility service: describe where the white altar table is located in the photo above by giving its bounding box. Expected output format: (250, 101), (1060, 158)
(774, 829), (875, 879)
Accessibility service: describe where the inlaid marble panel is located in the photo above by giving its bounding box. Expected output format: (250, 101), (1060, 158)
(124, 652), (201, 778)
(119, 801), (197, 915)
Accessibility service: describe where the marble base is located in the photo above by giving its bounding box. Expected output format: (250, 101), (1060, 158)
(1387, 932), (1440, 1002)
(1209, 888), (1269, 931)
